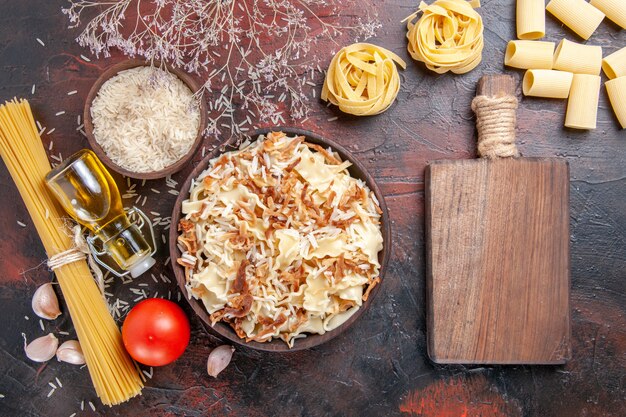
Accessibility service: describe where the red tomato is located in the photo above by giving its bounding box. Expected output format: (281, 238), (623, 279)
(122, 298), (190, 366)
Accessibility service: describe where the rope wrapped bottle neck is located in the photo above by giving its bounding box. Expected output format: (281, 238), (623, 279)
(471, 94), (519, 159)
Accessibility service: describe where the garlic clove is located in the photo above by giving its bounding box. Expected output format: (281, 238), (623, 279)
(32, 283), (61, 320)
(56, 340), (86, 365)
(24, 333), (58, 362)
(207, 345), (235, 378)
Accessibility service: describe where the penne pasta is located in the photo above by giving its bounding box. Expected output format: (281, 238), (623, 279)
(589, 0), (626, 30)
(605, 77), (626, 129)
(602, 47), (626, 80)
(546, 0), (605, 40)
(505, 40), (555, 69)
(523, 70), (573, 99)
(553, 39), (602, 75)
(516, 0), (545, 40)
(565, 74), (601, 130)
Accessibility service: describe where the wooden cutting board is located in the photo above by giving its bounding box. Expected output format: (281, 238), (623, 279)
(425, 75), (571, 364)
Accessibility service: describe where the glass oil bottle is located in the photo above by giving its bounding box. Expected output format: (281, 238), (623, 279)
(46, 149), (155, 278)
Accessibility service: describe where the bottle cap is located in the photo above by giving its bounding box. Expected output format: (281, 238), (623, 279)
(128, 256), (156, 278)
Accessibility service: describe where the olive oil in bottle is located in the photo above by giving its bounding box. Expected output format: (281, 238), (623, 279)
(46, 149), (155, 277)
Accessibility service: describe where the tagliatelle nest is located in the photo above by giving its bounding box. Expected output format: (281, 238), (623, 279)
(404, 0), (484, 74)
(177, 132), (383, 347)
(322, 43), (406, 116)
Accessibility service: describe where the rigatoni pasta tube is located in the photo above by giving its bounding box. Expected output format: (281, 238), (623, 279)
(516, 0), (545, 40)
(523, 70), (573, 98)
(546, 0), (605, 40)
(606, 77), (626, 129)
(602, 47), (626, 80)
(590, 0), (626, 29)
(505, 40), (554, 69)
(565, 74), (601, 130)
(553, 39), (602, 75)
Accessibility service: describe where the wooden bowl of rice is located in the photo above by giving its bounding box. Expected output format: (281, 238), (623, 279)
(169, 127), (391, 352)
(84, 59), (207, 180)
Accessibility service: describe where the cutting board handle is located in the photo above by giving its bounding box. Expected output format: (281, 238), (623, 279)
(472, 75), (520, 159)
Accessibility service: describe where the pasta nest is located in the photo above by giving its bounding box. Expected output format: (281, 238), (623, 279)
(321, 43), (406, 116)
(177, 132), (384, 347)
(405, 0), (484, 74)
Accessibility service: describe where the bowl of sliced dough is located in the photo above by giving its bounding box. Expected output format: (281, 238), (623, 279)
(169, 127), (391, 351)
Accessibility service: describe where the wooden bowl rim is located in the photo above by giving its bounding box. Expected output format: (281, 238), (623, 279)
(83, 59), (207, 180)
(169, 127), (391, 352)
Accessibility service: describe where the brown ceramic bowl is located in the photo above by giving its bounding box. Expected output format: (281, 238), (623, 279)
(84, 59), (207, 180)
(169, 127), (391, 352)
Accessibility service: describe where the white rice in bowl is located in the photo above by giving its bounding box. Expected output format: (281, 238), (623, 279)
(90, 66), (200, 173)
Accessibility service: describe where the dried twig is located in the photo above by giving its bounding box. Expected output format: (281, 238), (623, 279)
(62, 0), (380, 139)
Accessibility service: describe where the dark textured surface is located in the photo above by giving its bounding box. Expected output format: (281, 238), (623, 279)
(0, 1), (624, 416)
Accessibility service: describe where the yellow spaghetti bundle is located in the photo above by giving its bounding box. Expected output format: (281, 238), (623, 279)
(405, 0), (484, 74)
(321, 43), (406, 116)
(0, 99), (143, 405)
